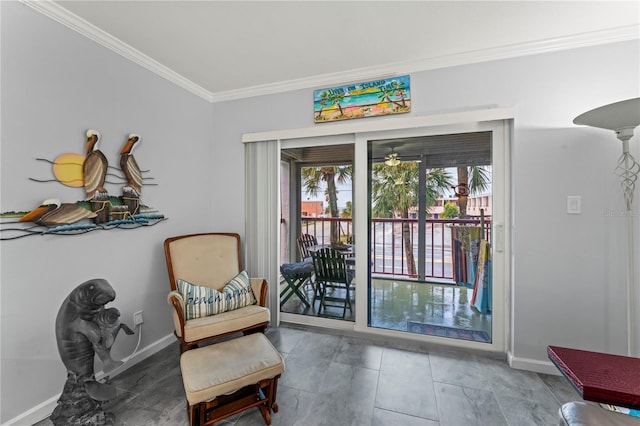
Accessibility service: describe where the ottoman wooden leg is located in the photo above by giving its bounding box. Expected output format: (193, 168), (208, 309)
(255, 375), (282, 425)
(257, 379), (274, 425)
(187, 403), (197, 426)
(258, 405), (272, 425)
(199, 402), (207, 426)
(271, 375), (280, 413)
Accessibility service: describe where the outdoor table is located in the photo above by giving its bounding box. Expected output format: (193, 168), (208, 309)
(280, 262), (314, 308)
(308, 244), (355, 268)
(547, 345), (640, 410)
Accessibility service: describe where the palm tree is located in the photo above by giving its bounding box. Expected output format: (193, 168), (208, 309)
(372, 163), (451, 276)
(328, 92), (345, 117)
(302, 165), (352, 244)
(341, 201), (352, 218)
(455, 166), (491, 217)
(315, 90), (331, 119)
(377, 80), (409, 109)
(390, 79), (408, 108)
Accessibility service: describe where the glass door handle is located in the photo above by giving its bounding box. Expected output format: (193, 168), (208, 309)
(495, 223), (504, 253)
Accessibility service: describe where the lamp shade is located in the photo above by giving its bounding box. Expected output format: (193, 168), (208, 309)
(573, 98), (640, 131)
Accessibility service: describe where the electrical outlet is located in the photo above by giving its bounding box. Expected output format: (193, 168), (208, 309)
(133, 310), (144, 326)
(567, 195), (581, 214)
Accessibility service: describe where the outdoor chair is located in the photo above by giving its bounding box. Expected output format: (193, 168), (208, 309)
(296, 233), (318, 293)
(164, 232), (269, 353)
(297, 233), (317, 262)
(311, 247), (354, 318)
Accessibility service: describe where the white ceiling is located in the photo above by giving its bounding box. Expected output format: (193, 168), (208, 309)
(36, 1), (640, 102)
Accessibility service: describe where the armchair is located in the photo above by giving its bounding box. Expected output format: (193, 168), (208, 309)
(164, 233), (269, 352)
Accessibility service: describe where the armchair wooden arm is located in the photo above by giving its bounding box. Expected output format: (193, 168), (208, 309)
(167, 290), (186, 340)
(250, 278), (268, 307)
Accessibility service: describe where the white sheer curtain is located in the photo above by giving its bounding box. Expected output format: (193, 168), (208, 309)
(244, 139), (280, 325)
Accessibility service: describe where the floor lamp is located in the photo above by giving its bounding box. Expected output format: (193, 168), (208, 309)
(574, 97), (640, 357)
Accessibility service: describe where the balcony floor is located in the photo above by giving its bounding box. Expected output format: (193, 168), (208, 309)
(281, 277), (492, 343)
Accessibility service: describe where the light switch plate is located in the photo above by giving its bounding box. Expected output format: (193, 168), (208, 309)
(567, 196), (581, 214)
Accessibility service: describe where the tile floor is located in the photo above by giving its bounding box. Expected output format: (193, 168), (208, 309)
(36, 324), (581, 426)
(281, 278), (492, 341)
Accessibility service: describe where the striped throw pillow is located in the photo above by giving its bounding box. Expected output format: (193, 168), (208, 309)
(177, 270), (256, 320)
(223, 270), (257, 310)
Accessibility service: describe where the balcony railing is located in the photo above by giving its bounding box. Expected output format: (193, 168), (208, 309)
(301, 216), (491, 282)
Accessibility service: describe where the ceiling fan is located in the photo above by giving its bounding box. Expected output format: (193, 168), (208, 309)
(384, 149), (401, 166)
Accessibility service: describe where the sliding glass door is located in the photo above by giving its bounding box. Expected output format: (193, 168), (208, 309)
(279, 138), (356, 324)
(367, 132), (494, 343)
(245, 110), (510, 351)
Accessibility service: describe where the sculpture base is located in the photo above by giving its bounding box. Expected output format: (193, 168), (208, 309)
(50, 372), (115, 426)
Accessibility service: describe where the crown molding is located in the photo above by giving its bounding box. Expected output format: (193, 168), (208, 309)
(22, 0), (639, 104)
(214, 24), (639, 103)
(21, 0), (215, 102)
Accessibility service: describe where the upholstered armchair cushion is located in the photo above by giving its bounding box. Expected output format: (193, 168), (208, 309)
(168, 290), (269, 341)
(166, 233), (242, 291)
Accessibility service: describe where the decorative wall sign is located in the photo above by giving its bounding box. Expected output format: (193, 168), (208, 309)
(0, 130), (166, 240)
(314, 75), (411, 123)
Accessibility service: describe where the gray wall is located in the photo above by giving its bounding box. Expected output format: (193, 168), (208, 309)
(2, 0), (639, 422)
(1, 2), (214, 422)
(212, 41), (640, 365)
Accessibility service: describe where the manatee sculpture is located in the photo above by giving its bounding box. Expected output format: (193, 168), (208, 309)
(93, 307), (134, 372)
(51, 278), (133, 426)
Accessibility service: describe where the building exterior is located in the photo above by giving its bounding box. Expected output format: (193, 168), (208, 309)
(301, 200), (324, 217)
(417, 194), (493, 218)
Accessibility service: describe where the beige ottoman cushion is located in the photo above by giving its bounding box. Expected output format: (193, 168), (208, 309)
(180, 333), (284, 406)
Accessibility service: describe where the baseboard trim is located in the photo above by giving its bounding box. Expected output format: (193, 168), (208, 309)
(4, 333), (176, 426)
(94, 333), (176, 381)
(507, 350), (562, 375)
(3, 393), (61, 426)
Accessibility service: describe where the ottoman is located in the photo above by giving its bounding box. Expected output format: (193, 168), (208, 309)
(180, 333), (285, 426)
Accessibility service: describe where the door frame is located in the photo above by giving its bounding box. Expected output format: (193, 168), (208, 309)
(354, 119), (510, 353)
(243, 107), (513, 352)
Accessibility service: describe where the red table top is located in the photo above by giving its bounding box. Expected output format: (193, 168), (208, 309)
(548, 345), (640, 409)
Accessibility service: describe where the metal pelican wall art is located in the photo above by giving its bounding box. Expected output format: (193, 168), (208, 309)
(0, 129), (166, 240)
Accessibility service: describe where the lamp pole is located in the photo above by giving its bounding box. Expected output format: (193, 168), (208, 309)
(574, 98), (639, 357)
(615, 126), (638, 357)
